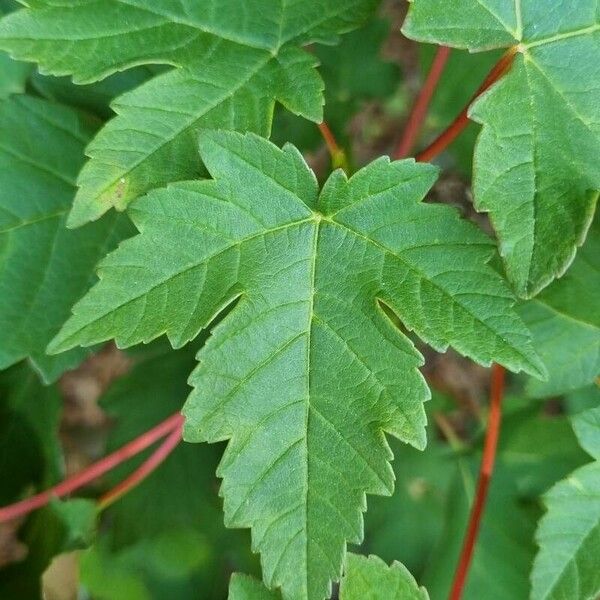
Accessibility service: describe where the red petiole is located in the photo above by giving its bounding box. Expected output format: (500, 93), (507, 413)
(416, 48), (516, 162)
(394, 45), (452, 159)
(0, 412), (183, 523)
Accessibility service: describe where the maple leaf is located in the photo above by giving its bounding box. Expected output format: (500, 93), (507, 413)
(531, 406), (600, 600)
(0, 0), (378, 227)
(49, 131), (543, 599)
(340, 554), (429, 600)
(229, 573), (280, 600)
(0, 95), (133, 382)
(229, 554), (429, 600)
(519, 214), (599, 398)
(403, 0), (600, 297)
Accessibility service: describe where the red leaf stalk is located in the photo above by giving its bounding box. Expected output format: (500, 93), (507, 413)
(448, 364), (506, 600)
(318, 122), (349, 172)
(0, 412), (183, 523)
(416, 47), (517, 163)
(394, 46), (452, 159)
(98, 422), (183, 510)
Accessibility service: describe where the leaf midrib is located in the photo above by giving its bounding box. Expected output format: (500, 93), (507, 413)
(524, 23), (600, 49)
(0, 209), (67, 235)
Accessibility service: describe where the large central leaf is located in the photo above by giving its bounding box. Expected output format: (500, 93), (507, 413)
(50, 132), (543, 599)
(403, 0), (600, 297)
(0, 0), (377, 226)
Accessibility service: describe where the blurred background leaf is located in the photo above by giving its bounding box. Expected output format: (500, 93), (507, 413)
(0, 364), (96, 598)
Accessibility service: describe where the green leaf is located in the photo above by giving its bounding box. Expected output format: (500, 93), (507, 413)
(272, 17), (400, 156)
(81, 529), (228, 600)
(0, 363), (63, 502)
(316, 18), (399, 137)
(89, 340), (257, 599)
(50, 131), (542, 598)
(518, 215), (599, 398)
(531, 461), (600, 600)
(565, 386), (600, 415)
(402, 0), (600, 297)
(30, 65), (165, 121)
(229, 573), (280, 600)
(0, 95), (134, 382)
(531, 406), (600, 600)
(0, 0), (30, 99)
(100, 341), (211, 546)
(360, 403), (453, 577)
(227, 555), (431, 600)
(47, 498), (97, 552)
(0, 50), (30, 99)
(0, 0), (378, 226)
(340, 554), (429, 600)
(422, 466), (539, 600)
(498, 405), (588, 498)
(0, 364), (96, 597)
(419, 399), (586, 600)
(572, 407), (600, 461)
(418, 46), (500, 175)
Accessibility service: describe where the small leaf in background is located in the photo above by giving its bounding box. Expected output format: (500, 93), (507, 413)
(340, 553), (429, 600)
(0, 0), (30, 99)
(531, 418), (600, 600)
(497, 404), (588, 499)
(359, 404), (452, 577)
(403, 0), (600, 296)
(30, 65), (166, 121)
(572, 406), (600, 460)
(0, 95), (134, 382)
(519, 215), (599, 398)
(229, 573), (280, 600)
(0, 365), (96, 597)
(367, 398), (587, 600)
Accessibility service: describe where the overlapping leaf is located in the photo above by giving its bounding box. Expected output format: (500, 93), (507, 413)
(572, 407), (600, 460)
(0, 0), (378, 226)
(272, 17), (399, 157)
(531, 407), (600, 600)
(0, 0), (29, 100)
(229, 554), (429, 600)
(518, 215), (599, 398)
(0, 95), (133, 382)
(403, 0), (600, 297)
(229, 573), (280, 600)
(49, 131), (542, 599)
(340, 554), (429, 600)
